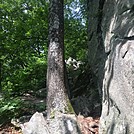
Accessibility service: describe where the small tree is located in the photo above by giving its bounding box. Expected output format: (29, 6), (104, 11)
(46, 0), (73, 118)
(0, 61), (1, 91)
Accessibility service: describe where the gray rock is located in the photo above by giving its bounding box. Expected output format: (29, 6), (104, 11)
(87, 0), (134, 133)
(21, 112), (50, 134)
(21, 112), (81, 134)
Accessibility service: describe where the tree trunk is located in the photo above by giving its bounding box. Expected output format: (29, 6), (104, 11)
(46, 0), (73, 119)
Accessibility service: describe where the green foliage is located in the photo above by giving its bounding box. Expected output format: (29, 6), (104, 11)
(22, 100), (46, 114)
(1, 0), (88, 123)
(0, 97), (46, 125)
(2, 57), (47, 96)
(64, 0), (88, 61)
(1, 0), (48, 96)
(1, 0), (87, 95)
(0, 98), (23, 125)
(34, 102), (46, 112)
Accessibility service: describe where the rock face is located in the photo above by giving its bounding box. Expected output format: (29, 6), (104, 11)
(87, 0), (134, 133)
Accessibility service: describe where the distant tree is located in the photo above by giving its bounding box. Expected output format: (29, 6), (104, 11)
(0, 60), (1, 91)
(46, 0), (73, 118)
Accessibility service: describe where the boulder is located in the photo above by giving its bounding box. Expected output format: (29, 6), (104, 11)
(87, 0), (134, 133)
(21, 112), (49, 134)
(100, 0), (134, 133)
(21, 112), (81, 134)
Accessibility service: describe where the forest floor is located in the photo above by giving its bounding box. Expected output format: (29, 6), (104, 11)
(0, 123), (22, 134)
(0, 117), (100, 134)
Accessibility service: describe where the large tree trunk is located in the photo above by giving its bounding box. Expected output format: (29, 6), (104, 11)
(21, 1), (80, 133)
(46, 0), (73, 118)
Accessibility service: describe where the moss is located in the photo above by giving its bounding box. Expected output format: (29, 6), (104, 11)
(65, 99), (75, 114)
(50, 110), (55, 119)
(49, 99), (74, 118)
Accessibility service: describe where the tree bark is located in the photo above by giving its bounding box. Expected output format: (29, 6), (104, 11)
(46, 0), (73, 118)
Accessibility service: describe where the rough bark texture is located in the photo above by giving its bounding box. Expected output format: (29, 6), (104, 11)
(87, 0), (134, 133)
(47, 0), (73, 118)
